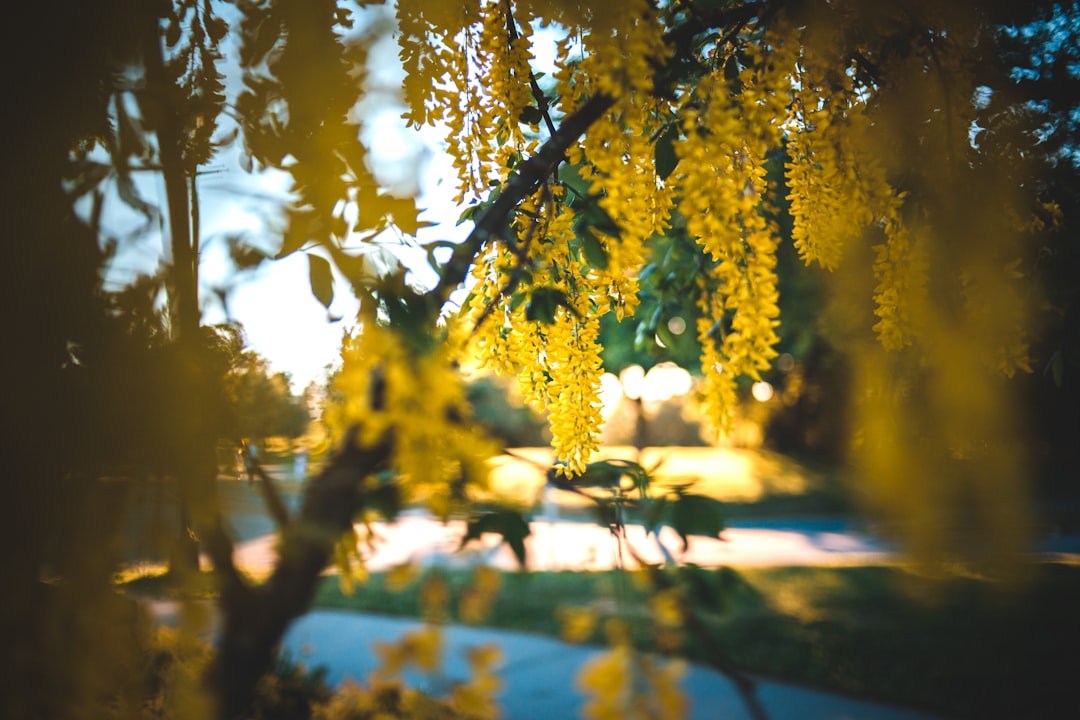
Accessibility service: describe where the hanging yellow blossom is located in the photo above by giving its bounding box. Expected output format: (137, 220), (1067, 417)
(871, 217), (929, 352)
(327, 319), (498, 513)
(546, 311), (605, 476)
(673, 61), (783, 435)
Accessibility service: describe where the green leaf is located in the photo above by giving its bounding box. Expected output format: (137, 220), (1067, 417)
(589, 205), (622, 237)
(457, 203), (480, 225)
(643, 496), (671, 535)
(277, 209), (316, 259)
(64, 160), (111, 200)
(363, 480), (401, 522)
(592, 500), (618, 528)
(724, 54), (741, 83)
(668, 493), (725, 552)
(307, 253), (334, 309)
(207, 16), (229, 43)
(460, 510), (531, 567)
(580, 228), (609, 270)
(655, 320), (679, 351)
(654, 124), (680, 180)
(164, 19), (182, 48)
(525, 287), (569, 324)
(509, 291), (528, 313)
(519, 105), (544, 126)
(574, 460), (625, 489)
(387, 195), (422, 236)
(228, 236), (268, 270)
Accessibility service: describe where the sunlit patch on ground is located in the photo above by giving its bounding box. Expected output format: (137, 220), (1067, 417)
(484, 445), (823, 509)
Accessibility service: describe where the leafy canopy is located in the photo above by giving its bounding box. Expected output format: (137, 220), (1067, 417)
(289, 0), (1068, 564)
(10, 1), (1076, 718)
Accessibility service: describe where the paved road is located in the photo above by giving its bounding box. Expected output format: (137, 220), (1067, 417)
(276, 610), (941, 720)
(148, 599), (941, 720)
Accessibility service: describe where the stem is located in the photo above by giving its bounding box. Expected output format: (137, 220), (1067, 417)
(242, 440), (292, 530)
(504, 0), (558, 138)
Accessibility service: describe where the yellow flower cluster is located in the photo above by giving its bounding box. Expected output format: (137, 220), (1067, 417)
(397, 0), (535, 203)
(785, 53), (891, 270)
(463, 181), (611, 475)
(786, 110), (855, 271)
(576, 98), (675, 319)
(458, 565), (503, 624)
(576, 0), (667, 101)
(450, 644), (503, 720)
(545, 311), (605, 477)
(871, 218), (928, 352)
(373, 626), (443, 678)
(328, 320), (497, 515)
(364, 571), (502, 720)
(396, 0), (485, 133)
(694, 280), (741, 436)
(466, 242), (522, 376)
(675, 66), (782, 435)
(353, 640), (500, 719)
(959, 261), (1035, 378)
(577, 643), (686, 720)
(557, 605), (599, 644)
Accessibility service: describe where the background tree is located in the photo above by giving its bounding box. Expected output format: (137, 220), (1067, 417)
(226, 350), (312, 447)
(4, 1), (1078, 719)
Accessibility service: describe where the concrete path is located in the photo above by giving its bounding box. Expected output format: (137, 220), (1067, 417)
(280, 610), (940, 720)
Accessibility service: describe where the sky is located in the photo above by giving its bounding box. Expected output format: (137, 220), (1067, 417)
(198, 135), (469, 392)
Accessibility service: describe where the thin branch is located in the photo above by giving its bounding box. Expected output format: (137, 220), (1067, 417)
(625, 544), (770, 720)
(140, 6), (198, 340)
(926, 31), (958, 175)
(851, 50), (882, 87)
(241, 440), (292, 529)
(686, 607), (770, 720)
(467, 182), (551, 338)
(504, 0), (558, 137)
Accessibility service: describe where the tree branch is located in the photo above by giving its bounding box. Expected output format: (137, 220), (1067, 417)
(242, 440), (292, 530)
(432, 0), (779, 311)
(504, 0), (558, 137)
(432, 91), (616, 308)
(202, 515), (250, 605)
(140, 4), (198, 340)
(207, 430), (392, 720)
